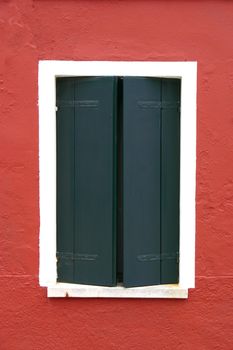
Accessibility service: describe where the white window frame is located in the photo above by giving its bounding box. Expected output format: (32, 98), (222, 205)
(38, 61), (197, 298)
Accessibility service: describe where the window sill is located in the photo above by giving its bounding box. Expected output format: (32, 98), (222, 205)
(47, 283), (188, 299)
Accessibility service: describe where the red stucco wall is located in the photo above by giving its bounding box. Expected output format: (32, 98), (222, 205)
(1, 1), (233, 349)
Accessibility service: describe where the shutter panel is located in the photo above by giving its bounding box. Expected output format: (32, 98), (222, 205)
(56, 78), (75, 282)
(160, 79), (180, 284)
(123, 77), (161, 287)
(56, 77), (117, 286)
(116, 78), (124, 283)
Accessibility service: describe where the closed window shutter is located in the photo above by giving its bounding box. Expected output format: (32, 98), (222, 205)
(123, 77), (161, 287)
(56, 77), (117, 286)
(122, 77), (180, 287)
(56, 76), (180, 288)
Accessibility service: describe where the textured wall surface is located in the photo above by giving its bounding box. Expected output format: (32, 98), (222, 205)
(1, 1), (233, 349)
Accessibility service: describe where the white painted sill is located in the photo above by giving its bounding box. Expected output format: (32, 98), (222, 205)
(47, 283), (188, 299)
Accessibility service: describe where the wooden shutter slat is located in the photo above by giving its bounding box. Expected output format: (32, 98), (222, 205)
(160, 78), (180, 284)
(73, 77), (117, 286)
(123, 77), (161, 287)
(56, 78), (75, 282)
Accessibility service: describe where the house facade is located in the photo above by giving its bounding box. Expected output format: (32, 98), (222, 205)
(1, 1), (233, 349)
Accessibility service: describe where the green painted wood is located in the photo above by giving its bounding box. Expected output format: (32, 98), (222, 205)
(160, 78), (180, 284)
(123, 77), (161, 287)
(56, 76), (180, 288)
(73, 77), (117, 286)
(56, 78), (75, 282)
(117, 77), (123, 283)
(56, 77), (117, 286)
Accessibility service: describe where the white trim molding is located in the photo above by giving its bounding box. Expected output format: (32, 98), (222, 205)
(39, 61), (197, 298)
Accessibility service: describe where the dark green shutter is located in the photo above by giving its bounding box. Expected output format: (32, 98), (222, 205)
(56, 77), (117, 286)
(123, 77), (161, 287)
(56, 78), (75, 282)
(160, 79), (180, 284)
(122, 77), (180, 287)
(56, 76), (180, 288)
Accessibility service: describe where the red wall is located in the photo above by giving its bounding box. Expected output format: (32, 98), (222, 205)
(1, 1), (233, 349)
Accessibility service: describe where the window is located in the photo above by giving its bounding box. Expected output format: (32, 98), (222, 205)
(39, 61), (197, 298)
